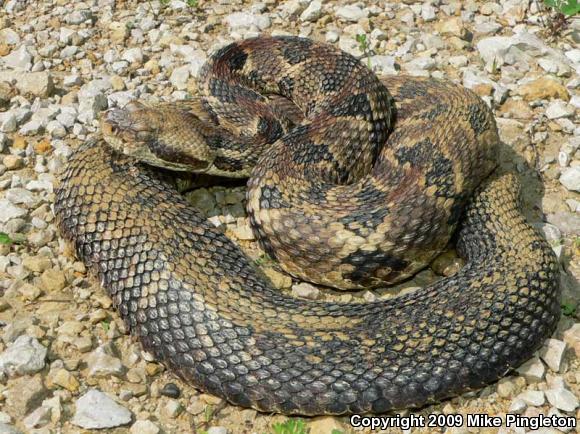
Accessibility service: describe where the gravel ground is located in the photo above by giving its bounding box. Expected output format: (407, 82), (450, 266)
(0, 0), (578, 433)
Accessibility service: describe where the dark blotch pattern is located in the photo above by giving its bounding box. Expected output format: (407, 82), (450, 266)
(209, 78), (261, 104)
(259, 185), (290, 209)
(396, 81), (430, 99)
(280, 37), (313, 65)
(213, 155), (244, 172)
(467, 103), (491, 135)
(257, 117), (284, 143)
(420, 103), (449, 121)
(304, 183), (333, 206)
(426, 155), (455, 198)
(329, 94), (373, 119)
(339, 207), (389, 231)
(278, 76), (295, 97)
(223, 45), (248, 71)
(395, 139), (432, 166)
(334, 52), (361, 78)
(342, 249), (410, 285)
(291, 142), (334, 165)
(320, 72), (341, 93)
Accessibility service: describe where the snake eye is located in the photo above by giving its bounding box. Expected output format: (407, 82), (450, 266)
(101, 119), (118, 137)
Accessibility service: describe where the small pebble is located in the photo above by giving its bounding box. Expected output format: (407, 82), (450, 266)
(508, 398), (527, 414)
(207, 427), (228, 434)
(161, 399), (183, 418)
(72, 389), (132, 429)
(160, 383), (181, 399)
(130, 420), (160, 434)
(545, 388), (579, 412)
(0, 335), (47, 377)
(3, 155), (23, 170)
(516, 356), (546, 383)
(540, 339), (568, 373)
(516, 390), (545, 407)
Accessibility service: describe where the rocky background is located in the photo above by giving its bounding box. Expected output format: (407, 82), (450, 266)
(0, 0), (578, 433)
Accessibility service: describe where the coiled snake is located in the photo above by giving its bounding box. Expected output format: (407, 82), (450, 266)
(54, 37), (561, 415)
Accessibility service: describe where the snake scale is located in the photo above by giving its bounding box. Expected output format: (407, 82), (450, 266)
(54, 37), (561, 415)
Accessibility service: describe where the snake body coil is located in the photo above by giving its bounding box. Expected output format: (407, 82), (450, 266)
(54, 37), (561, 415)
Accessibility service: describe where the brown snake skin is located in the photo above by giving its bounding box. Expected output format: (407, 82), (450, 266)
(54, 36), (561, 415)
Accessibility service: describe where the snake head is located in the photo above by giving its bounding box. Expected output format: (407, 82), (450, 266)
(101, 101), (215, 172)
(101, 101), (159, 150)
